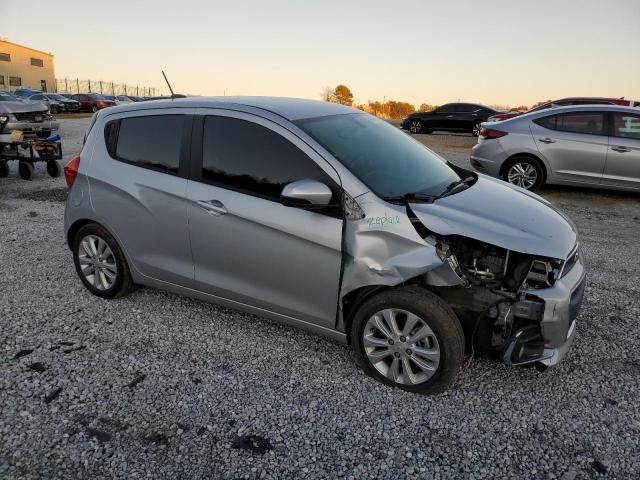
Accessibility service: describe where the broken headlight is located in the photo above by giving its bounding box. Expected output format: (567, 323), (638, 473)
(524, 258), (563, 289)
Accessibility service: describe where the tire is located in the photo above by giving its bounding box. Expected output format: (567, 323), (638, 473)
(472, 121), (482, 137)
(408, 119), (423, 134)
(72, 223), (134, 299)
(18, 161), (34, 180)
(502, 156), (545, 191)
(351, 286), (464, 394)
(91, 105), (98, 113)
(47, 160), (62, 178)
(0, 160), (8, 178)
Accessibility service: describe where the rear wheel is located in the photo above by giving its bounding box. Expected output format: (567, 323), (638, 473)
(18, 161), (34, 180)
(91, 105), (98, 113)
(503, 156), (545, 191)
(73, 223), (134, 299)
(0, 160), (8, 178)
(351, 286), (464, 394)
(472, 121), (482, 137)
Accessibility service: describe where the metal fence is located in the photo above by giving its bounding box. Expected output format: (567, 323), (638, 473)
(55, 78), (159, 97)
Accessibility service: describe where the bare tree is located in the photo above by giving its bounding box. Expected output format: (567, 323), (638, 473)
(320, 86), (334, 102)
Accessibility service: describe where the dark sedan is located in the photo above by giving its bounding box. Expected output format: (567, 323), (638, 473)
(67, 93), (115, 113)
(400, 103), (499, 137)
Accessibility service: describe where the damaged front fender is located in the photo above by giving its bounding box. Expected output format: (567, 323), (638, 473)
(340, 192), (447, 300)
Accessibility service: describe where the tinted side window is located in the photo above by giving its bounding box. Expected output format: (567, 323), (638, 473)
(113, 115), (184, 173)
(438, 103), (455, 113)
(611, 113), (640, 140)
(534, 115), (557, 130)
(458, 103), (476, 112)
(202, 116), (335, 201)
(556, 112), (605, 135)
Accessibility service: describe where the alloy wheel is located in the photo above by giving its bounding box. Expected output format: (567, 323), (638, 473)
(362, 308), (441, 385)
(409, 120), (422, 134)
(507, 162), (538, 189)
(472, 122), (482, 137)
(77, 235), (117, 290)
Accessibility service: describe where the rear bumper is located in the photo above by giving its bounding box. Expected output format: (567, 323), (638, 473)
(470, 142), (509, 177)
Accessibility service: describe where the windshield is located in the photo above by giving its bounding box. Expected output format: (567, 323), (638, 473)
(295, 113), (460, 198)
(49, 94), (66, 101)
(0, 93), (19, 102)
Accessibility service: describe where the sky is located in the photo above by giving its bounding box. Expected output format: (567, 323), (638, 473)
(1, 0), (639, 107)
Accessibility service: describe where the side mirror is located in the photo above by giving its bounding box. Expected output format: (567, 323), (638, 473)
(281, 179), (333, 209)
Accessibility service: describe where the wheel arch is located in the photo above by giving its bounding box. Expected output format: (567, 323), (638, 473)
(341, 279), (432, 345)
(499, 152), (548, 184)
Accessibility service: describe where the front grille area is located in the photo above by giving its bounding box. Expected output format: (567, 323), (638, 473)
(13, 112), (45, 122)
(569, 279), (586, 321)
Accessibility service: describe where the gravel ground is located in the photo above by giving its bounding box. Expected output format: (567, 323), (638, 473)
(1, 119), (639, 479)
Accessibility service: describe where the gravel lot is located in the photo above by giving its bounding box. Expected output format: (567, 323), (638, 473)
(1, 118), (639, 479)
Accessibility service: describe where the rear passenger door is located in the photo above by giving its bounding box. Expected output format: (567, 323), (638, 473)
(603, 112), (640, 189)
(90, 110), (195, 287)
(530, 111), (608, 185)
(187, 110), (344, 329)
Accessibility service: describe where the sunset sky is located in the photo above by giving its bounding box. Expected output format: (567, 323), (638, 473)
(1, 0), (638, 107)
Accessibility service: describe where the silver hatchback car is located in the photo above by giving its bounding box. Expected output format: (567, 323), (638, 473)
(471, 105), (640, 191)
(64, 97), (585, 394)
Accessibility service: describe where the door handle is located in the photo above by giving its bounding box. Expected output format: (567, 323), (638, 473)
(538, 138), (556, 144)
(196, 199), (227, 216)
(611, 146), (631, 153)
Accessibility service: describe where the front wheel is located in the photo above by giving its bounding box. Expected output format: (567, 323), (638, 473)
(351, 286), (464, 394)
(91, 105), (98, 113)
(503, 156), (545, 191)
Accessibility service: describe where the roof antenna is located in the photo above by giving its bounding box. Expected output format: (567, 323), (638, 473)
(162, 70), (175, 98)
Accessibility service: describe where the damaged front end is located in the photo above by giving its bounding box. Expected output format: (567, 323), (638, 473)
(421, 229), (584, 366)
(340, 177), (585, 368)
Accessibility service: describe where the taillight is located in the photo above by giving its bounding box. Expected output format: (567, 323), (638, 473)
(480, 128), (508, 139)
(64, 155), (81, 189)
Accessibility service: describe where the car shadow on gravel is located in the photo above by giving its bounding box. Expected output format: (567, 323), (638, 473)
(17, 187), (68, 202)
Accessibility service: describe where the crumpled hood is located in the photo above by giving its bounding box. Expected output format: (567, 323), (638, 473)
(410, 175), (577, 259)
(0, 102), (48, 114)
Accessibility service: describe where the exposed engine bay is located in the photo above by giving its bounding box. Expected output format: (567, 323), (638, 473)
(409, 207), (574, 366)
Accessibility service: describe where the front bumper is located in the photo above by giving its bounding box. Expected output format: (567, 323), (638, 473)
(527, 256), (586, 366)
(3, 119), (60, 135)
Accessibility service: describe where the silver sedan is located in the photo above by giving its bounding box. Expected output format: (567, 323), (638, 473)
(470, 105), (640, 192)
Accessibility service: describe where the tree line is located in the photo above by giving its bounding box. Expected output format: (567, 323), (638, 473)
(320, 84), (538, 118)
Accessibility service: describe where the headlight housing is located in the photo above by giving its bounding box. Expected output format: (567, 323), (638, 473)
(524, 258), (563, 289)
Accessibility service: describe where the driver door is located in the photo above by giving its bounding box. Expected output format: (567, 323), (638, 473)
(186, 111), (344, 329)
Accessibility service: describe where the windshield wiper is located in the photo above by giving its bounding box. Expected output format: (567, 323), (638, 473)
(382, 192), (436, 204)
(435, 176), (475, 200)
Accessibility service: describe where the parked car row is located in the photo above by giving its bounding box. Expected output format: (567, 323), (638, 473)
(0, 91), (59, 138)
(471, 105), (640, 192)
(6, 88), (154, 113)
(399, 97), (639, 193)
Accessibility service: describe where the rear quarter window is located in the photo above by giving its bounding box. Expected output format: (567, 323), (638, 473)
(105, 115), (184, 174)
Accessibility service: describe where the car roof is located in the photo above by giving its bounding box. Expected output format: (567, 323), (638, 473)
(99, 96), (360, 121)
(510, 104), (640, 121)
